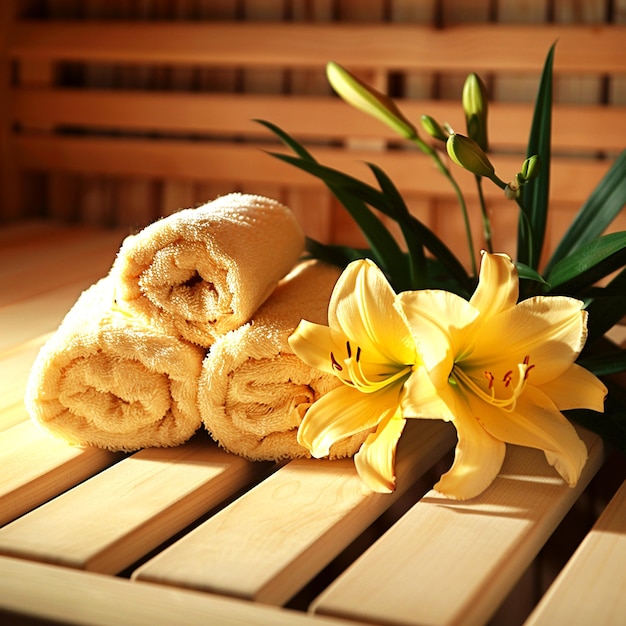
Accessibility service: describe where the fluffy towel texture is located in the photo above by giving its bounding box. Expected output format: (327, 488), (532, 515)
(111, 192), (304, 347)
(198, 260), (367, 461)
(25, 277), (205, 452)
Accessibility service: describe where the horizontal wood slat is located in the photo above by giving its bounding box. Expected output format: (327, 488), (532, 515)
(525, 479), (626, 626)
(312, 428), (604, 626)
(0, 436), (266, 574)
(13, 135), (614, 205)
(132, 421), (454, 605)
(10, 89), (626, 153)
(0, 556), (356, 626)
(8, 22), (626, 74)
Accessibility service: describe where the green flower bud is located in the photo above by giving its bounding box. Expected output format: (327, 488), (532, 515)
(420, 115), (448, 142)
(462, 72), (489, 152)
(326, 61), (418, 140)
(520, 154), (541, 183)
(446, 133), (495, 178)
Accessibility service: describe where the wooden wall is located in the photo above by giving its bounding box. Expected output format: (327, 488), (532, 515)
(2, 0), (625, 271)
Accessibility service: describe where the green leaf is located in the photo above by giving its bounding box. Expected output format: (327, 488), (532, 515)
(584, 267), (626, 343)
(517, 43), (555, 269)
(304, 238), (370, 268)
(254, 119), (316, 161)
(366, 162), (428, 289)
(267, 152), (410, 289)
(544, 149), (626, 275)
(546, 231), (626, 294)
(566, 387), (626, 456)
(578, 350), (626, 377)
(514, 261), (550, 286)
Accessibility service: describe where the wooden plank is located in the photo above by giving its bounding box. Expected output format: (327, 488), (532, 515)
(0, 435), (267, 574)
(0, 281), (106, 353)
(524, 479), (626, 625)
(311, 428), (604, 626)
(12, 135), (617, 205)
(7, 22), (626, 73)
(0, 556), (360, 626)
(0, 335), (49, 417)
(0, 230), (123, 307)
(132, 420), (455, 605)
(11, 89), (626, 153)
(0, 420), (121, 527)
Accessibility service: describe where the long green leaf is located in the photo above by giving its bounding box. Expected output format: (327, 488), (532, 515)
(546, 231), (626, 293)
(517, 43), (555, 269)
(584, 266), (626, 342)
(304, 238), (370, 267)
(544, 149), (626, 274)
(578, 350), (626, 377)
(267, 152), (409, 288)
(255, 119), (316, 161)
(566, 387), (626, 455)
(367, 162), (428, 289)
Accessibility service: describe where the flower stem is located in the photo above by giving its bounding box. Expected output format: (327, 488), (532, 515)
(474, 175), (493, 253)
(413, 137), (478, 278)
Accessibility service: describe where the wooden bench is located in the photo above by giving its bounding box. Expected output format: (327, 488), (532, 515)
(1, 220), (625, 625)
(1, 2), (625, 625)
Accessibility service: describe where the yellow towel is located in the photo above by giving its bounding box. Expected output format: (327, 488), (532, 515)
(112, 192), (304, 347)
(25, 277), (205, 452)
(198, 260), (367, 461)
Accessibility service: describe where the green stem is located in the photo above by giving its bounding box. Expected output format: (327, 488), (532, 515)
(475, 175), (493, 253)
(412, 137), (478, 278)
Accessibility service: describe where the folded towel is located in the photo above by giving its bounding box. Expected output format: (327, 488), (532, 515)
(25, 277), (205, 452)
(111, 193), (304, 347)
(198, 260), (367, 461)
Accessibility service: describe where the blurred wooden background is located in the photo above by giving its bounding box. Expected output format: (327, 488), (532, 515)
(1, 0), (625, 270)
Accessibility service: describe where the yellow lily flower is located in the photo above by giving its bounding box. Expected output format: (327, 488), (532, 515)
(288, 258), (419, 493)
(397, 251), (607, 500)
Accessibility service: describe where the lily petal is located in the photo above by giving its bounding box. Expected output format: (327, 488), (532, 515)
(354, 411), (407, 493)
(402, 366), (457, 421)
(467, 296), (587, 384)
(288, 320), (337, 375)
(537, 363), (607, 412)
(469, 252), (519, 320)
(331, 259), (415, 366)
(297, 381), (401, 458)
(397, 289), (478, 381)
(471, 385), (588, 486)
(434, 394), (506, 500)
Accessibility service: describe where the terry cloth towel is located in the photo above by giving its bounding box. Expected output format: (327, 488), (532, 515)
(25, 277), (205, 452)
(198, 260), (367, 461)
(111, 192), (304, 347)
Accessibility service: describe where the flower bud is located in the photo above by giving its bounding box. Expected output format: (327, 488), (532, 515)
(420, 115), (448, 141)
(462, 72), (489, 151)
(326, 61), (418, 140)
(446, 133), (495, 178)
(519, 155), (541, 183)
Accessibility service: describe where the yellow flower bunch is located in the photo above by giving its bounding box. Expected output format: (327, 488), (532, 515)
(261, 44), (626, 498)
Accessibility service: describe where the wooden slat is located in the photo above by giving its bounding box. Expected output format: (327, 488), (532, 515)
(0, 556), (360, 626)
(0, 335), (50, 418)
(311, 428), (604, 626)
(0, 420), (121, 527)
(10, 89), (626, 153)
(524, 479), (626, 625)
(0, 282), (102, 353)
(0, 435), (267, 574)
(7, 22), (626, 74)
(132, 420), (455, 605)
(0, 222), (125, 306)
(12, 135), (616, 206)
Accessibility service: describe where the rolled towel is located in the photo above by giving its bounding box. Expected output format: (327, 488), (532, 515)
(198, 260), (367, 461)
(25, 277), (205, 452)
(111, 192), (304, 347)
